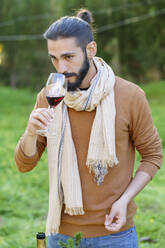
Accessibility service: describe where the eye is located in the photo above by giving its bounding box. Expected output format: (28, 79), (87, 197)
(65, 55), (73, 61)
(51, 56), (56, 61)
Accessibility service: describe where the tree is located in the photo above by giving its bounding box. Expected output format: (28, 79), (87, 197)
(0, 0), (61, 89)
(0, 0), (165, 88)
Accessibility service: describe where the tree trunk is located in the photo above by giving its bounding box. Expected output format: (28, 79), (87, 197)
(10, 71), (17, 88)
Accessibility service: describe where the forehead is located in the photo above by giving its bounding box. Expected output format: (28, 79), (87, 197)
(47, 37), (82, 56)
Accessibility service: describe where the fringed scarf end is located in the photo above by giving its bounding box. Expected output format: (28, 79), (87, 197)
(64, 207), (84, 216)
(46, 227), (59, 237)
(86, 157), (119, 185)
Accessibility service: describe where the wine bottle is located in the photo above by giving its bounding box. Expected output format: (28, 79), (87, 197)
(36, 232), (46, 248)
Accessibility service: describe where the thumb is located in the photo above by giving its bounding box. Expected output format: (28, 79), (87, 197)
(104, 213), (114, 226)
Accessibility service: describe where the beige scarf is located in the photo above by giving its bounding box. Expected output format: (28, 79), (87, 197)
(46, 57), (118, 236)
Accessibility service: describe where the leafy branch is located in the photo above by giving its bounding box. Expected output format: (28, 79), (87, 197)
(58, 232), (82, 248)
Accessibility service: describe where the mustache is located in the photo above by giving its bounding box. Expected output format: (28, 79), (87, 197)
(63, 72), (78, 78)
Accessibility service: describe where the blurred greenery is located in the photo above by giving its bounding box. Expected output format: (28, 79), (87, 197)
(58, 232), (82, 248)
(0, 0), (165, 88)
(0, 87), (48, 247)
(0, 81), (164, 247)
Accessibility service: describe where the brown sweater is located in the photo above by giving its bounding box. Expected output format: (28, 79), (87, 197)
(15, 76), (162, 237)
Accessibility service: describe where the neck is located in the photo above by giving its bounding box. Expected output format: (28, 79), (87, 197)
(79, 59), (97, 89)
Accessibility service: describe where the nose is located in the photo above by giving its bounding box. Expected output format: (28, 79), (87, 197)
(57, 61), (67, 74)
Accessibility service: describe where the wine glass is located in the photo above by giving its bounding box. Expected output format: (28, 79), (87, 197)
(36, 73), (67, 136)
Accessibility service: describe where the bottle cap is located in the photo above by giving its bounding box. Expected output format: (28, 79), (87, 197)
(36, 232), (45, 239)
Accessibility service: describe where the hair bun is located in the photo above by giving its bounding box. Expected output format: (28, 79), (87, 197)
(76, 9), (93, 24)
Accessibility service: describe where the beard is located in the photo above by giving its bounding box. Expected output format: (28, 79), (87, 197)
(63, 51), (90, 91)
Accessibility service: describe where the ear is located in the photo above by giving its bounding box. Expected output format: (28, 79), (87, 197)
(86, 41), (97, 59)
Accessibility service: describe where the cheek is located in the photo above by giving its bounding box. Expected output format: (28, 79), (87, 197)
(71, 60), (83, 73)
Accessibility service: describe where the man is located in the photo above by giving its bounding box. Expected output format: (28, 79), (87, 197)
(15, 9), (162, 248)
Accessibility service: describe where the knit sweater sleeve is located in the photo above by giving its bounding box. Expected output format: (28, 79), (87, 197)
(129, 87), (163, 179)
(14, 88), (48, 173)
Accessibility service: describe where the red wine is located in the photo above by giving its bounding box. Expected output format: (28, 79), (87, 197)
(46, 95), (64, 107)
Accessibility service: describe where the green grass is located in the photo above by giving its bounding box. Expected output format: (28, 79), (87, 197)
(0, 82), (164, 248)
(0, 87), (48, 247)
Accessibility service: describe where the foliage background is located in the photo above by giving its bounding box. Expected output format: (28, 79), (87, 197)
(0, 0), (165, 89)
(0, 82), (164, 248)
(0, 0), (165, 247)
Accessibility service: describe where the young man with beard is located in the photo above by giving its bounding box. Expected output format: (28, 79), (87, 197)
(15, 9), (162, 248)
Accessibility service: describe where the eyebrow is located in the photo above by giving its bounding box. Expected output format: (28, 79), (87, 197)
(48, 52), (76, 59)
(48, 53), (56, 59)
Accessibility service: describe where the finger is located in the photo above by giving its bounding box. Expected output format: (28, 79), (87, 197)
(105, 224), (121, 232)
(33, 112), (51, 126)
(31, 119), (47, 130)
(34, 109), (53, 121)
(105, 217), (126, 232)
(40, 112), (53, 123)
(104, 214), (114, 226)
(42, 109), (54, 120)
(33, 108), (54, 119)
(104, 215), (109, 226)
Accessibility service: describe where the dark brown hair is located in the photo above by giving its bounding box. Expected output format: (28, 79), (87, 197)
(43, 9), (94, 50)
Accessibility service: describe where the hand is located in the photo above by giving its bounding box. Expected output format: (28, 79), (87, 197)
(26, 108), (54, 136)
(104, 199), (128, 232)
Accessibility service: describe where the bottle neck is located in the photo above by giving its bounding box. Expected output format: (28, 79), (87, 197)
(37, 239), (46, 248)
